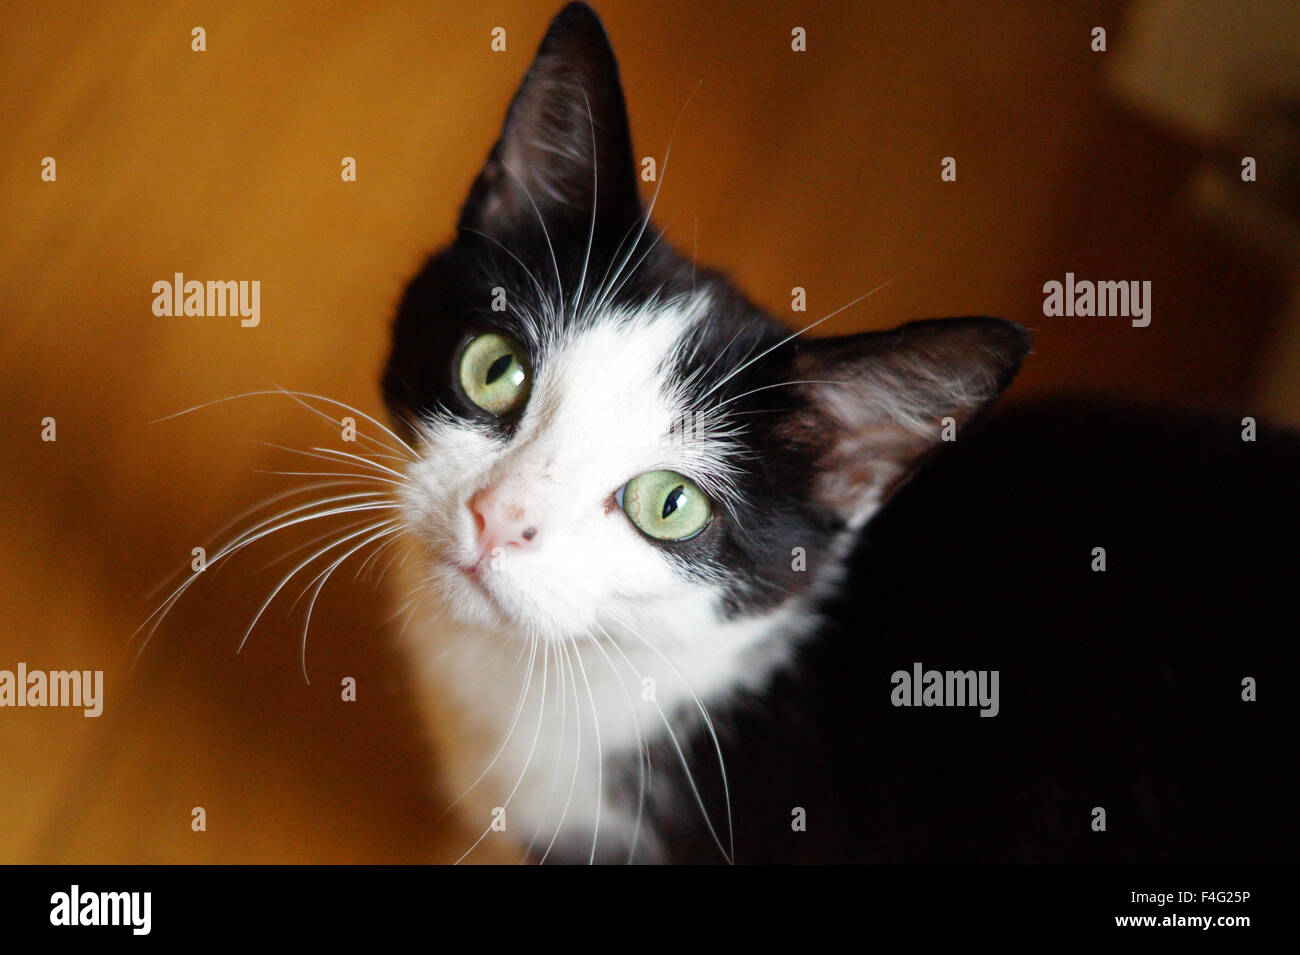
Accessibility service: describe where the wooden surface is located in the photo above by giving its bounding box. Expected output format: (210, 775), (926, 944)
(0, 0), (1292, 863)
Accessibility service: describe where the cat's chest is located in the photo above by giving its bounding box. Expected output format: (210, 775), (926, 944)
(405, 616), (657, 860)
(401, 594), (807, 862)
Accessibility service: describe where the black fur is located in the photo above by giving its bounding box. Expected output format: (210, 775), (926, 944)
(612, 401), (1300, 862)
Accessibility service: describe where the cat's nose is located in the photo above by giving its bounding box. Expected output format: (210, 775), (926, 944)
(468, 486), (539, 557)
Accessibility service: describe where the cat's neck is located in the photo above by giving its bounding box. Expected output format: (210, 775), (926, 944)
(400, 579), (819, 860)
(411, 590), (816, 748)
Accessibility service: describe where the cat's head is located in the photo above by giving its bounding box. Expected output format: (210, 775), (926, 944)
(382, 3), (1028, 648)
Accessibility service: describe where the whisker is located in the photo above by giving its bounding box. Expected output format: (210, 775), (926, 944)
(574, 89), (599, 317)
(599, 615), (734, 864)
(569, 634), (604, 864)
(270, 384), (416, 461)
(257, 440), (407, 481)
(133, 495), (399, 665)
(143, 478), (371, 600)
(499, 162), (565, 314)
(455, 631), (548, 864)
(371, 537), (415, 586)
(237, 517), (398, 657)
(291, 521), (402, 683)
(699, 267), (914, 404)
(309, 445), (409, 481)
(261, 512), (394, 571)
(524, 641), (568, 861)
(597, 222), (671, 315)
(710, 378), (856, 413)
(442, 633), (540, 819)
(255, 468), (407, 489)
(353, 532), (403, 583)
(459, 227), (550, 307)
(538, 637), (584, 865)
(589, 79), (701, 319)
(151, 386), (417, 461)
(586, 629), (649, 864)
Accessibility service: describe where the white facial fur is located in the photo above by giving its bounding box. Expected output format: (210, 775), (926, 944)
(403, 293), (736, 640)
(396, 292), (821, 861)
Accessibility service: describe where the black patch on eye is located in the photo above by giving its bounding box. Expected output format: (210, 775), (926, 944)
(485, 352), (513, 386)
(662, 485), (685, 520)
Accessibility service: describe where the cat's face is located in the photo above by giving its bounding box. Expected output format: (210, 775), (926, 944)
(382, 3), (1028, 649)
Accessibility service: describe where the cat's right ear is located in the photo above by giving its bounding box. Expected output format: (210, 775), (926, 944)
(781, 317), (1031, 529)
(458, 3), (641, 241)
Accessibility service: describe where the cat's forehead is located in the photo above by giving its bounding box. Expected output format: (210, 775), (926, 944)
(533, 296), (702, 411)
(506, 291), (744, 500)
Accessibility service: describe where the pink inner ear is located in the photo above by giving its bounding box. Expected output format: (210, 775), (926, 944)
(814, 411), (941, 521)
(782, 317), (1030, 524)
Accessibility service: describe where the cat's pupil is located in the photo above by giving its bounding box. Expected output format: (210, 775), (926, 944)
(662, 485), (685, 520)
(484, 353), (513, 386)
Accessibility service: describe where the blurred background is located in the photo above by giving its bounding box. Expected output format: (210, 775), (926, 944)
(1, 0), (1297, 862)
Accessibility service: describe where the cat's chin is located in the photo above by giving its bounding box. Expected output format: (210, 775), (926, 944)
(450, 559), (505, 612)
(430, 559), (519, 630)
(423, 553), (585, 641)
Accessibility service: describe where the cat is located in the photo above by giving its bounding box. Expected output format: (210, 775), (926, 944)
(380, 2), (1300, 863)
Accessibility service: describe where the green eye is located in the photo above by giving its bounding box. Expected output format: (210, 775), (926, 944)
(620, 470), (712, 542)
(458, 333), (531, 415)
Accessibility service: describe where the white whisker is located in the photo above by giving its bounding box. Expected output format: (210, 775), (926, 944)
(586, 629), (649, 864)
(599, 615), (734, 864)
(443, 633), (540, 818)
(524, 641), (568, 861)
(499, 162), (565, 314)
(700, 267), (913, 402)
(151, 386), (417, 461)
(237, 516), (398, 656)
(569, 634), (604, 863)
(588, 80), (700, 319)
(459, 227), (550, 307)
(291, 521), (402, 683)
(538, 638), (584, 865)
(255, 468), (407, 488)
(455, 631), (548, 864)
(133, 494), (399, 666)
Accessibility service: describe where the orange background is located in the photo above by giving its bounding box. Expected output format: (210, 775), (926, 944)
(1, 1), (1295, 862)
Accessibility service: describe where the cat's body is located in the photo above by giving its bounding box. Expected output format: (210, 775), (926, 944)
(382, 4), (1299, 863)
(405, 400), (1299, 863)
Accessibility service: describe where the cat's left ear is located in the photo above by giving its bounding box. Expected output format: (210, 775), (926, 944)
(458, 3), (641, 240)
(782, 317), (1030, 528)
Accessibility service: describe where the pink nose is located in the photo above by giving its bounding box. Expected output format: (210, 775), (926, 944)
(468, 486), (539, 557)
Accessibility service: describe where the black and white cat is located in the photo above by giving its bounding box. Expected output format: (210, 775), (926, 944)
(381, 3), (1299, 863)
